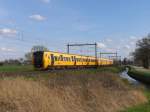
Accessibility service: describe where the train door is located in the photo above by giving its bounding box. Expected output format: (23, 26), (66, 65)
(51, 54), (54, 66)
(74, 56), (76, 65)
(87, 57), (89, 66)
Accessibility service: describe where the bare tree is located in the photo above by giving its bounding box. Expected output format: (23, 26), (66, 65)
(133, 34), (150, 69)
(25, 45), (49, 61)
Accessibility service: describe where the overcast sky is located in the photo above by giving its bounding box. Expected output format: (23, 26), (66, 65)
(0, 0), (150, 60)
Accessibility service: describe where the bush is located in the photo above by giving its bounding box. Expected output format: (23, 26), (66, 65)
(0, 62), (4, 66)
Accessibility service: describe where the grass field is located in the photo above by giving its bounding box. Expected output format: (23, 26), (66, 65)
(0, 65), (146, 112)
(122, 66), (150, 112)
(0, 65), (124, 73)
(0, 65), (147, 112)
(0, 65), (34, 72)
(0, 65), (125, 80)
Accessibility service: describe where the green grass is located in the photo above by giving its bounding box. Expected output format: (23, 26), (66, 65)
(97, 66), (124, 73)
(0, 65), (125, 81)
(0, 65), (34, 72)
(0, 65), (124, 73)
(36, 66), (125, 81)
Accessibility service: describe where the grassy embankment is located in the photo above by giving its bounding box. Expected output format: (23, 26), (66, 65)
(123, 66), (150, 112)
(122, 89), (150, 112)
(128, 67), (150, 84)
(0, 65), (147, 112)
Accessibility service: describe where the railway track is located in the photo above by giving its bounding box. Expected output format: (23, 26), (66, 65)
(0, 67), (99, 78)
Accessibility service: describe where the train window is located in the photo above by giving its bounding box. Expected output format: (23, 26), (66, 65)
(74, 57), (76, 62)
(63, 57), (66, 61)
(65, 57), (67, 61)
(65, 57), (68, 61)
(71, 56), (74, 61)
(57, 56), (60, 61)
(74, 56), (76, 61)
(60, 55), (63, 61)
(54, 56), (58, 61)
(66, 57), (68, 61)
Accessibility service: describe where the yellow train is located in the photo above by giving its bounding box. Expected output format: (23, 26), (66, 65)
(32, 51), (113, 70)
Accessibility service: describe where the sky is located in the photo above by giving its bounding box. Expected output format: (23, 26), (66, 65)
(0, 0), (150, 60)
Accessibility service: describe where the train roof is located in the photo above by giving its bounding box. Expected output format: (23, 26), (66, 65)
(37, 51), (113, 61)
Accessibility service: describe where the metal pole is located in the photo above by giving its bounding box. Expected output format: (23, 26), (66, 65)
(66, 43), (99, 59)
(95, 43), (98, 65)
(116, 52), (118, 60)
(67, 44), (69, 54)
(120, 56), (122, 66)
(95, 43), (97, 59)
(100, 53), (101, 59)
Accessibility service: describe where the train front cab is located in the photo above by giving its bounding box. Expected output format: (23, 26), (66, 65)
(33, 51), (51, 70)
(33, 51), (44, 69)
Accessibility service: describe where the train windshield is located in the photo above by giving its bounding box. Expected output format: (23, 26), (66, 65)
(33, 51), (44, 68)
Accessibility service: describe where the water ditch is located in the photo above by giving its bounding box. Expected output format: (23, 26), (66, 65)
(120, 68), (139, 85)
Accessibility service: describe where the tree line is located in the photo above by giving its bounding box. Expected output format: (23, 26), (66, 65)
(0, 45), (49, 66)
(132, 34), (150, 69)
